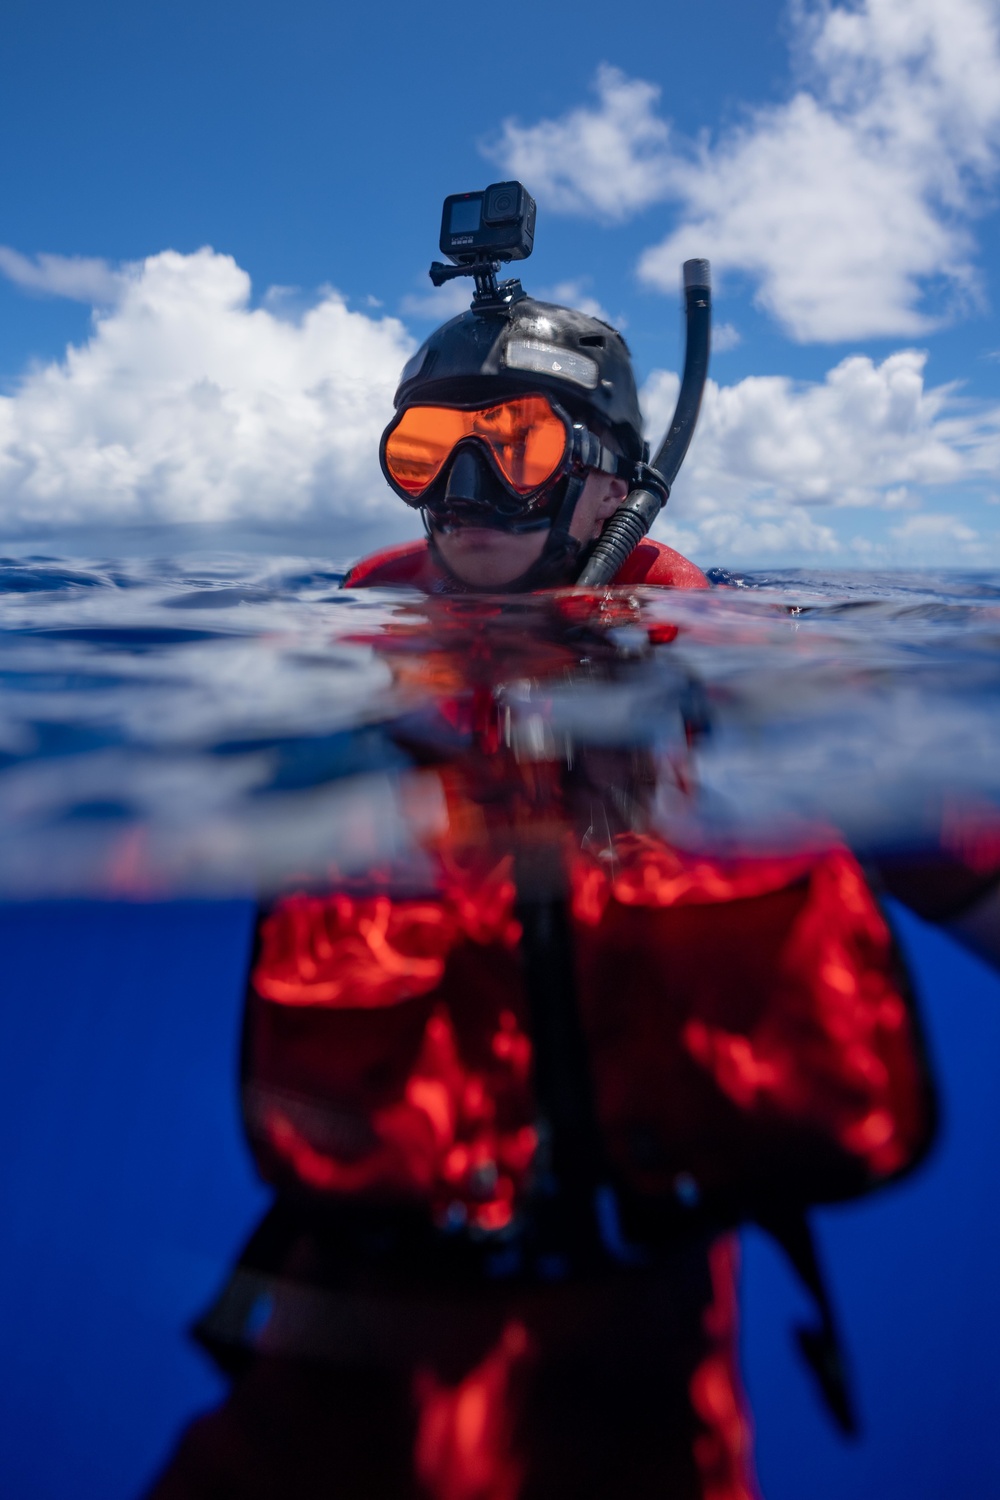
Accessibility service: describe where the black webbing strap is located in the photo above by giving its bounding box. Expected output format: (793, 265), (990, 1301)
(759, 1209), (859, 1436)
(514, 865), (605, 1258)
(512, 837), (657, 1271)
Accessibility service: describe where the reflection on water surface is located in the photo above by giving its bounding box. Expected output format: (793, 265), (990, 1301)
(0, 553), (998, 893)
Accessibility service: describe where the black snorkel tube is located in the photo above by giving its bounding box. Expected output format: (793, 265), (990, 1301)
(575, 259), (712, 588)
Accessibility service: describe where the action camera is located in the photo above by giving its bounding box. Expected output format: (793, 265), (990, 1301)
(439, 182), (536, 266)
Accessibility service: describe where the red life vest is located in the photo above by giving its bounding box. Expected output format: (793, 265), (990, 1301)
(344, 536), (712, 593)
(227, 575), (934, 1496)
(247, 557), (930, 1227)
(244, 832), (932, 1234)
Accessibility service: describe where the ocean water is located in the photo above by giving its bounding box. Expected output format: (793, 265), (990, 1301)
(3, 552), (1000, 1500)
(1, 552), (999, 894)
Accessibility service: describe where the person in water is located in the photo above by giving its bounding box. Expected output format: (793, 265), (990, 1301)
(150, 292), (951, 1500)
(344, 293), (707, 595)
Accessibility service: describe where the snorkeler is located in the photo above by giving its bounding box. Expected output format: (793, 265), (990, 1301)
(149, 184), (982, 1500)
(345, 263), (708, 595)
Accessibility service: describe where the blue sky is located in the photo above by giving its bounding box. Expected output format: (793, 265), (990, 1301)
(2, 0), (999, 566)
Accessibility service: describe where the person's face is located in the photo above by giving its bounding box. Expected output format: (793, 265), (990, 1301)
(432, 468), (628, 589)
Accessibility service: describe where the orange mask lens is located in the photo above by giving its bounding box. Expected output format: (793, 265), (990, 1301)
(384, 396), (568, 498)
(383, 406), (470, 497)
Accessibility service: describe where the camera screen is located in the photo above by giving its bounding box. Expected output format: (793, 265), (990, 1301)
(449, 198), (482, 234)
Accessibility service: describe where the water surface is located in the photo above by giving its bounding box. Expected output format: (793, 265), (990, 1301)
(1, 553), (998, 893)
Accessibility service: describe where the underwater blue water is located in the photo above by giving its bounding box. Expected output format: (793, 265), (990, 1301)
(1, 554), (1000, 1497)
(1, 897), (998, 1500)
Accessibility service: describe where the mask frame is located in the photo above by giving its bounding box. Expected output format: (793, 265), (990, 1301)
(379, 395), (630, 520)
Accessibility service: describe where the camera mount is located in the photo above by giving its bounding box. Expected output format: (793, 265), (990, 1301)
(428, 255), (527, 315)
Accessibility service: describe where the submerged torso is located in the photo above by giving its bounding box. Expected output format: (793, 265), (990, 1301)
(154, 549), (931, 1500)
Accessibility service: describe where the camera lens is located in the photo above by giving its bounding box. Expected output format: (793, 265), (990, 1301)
(484, 183), (521, 224)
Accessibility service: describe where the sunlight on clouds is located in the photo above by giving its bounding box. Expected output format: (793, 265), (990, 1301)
(0, 244), (998, 565)
(643, 350), (999, 509)
(657, 506), (840, 562)
(0, 248), (413, 531)
(488, 0), (1000, 342)
(642, 348), (1000, 557)
(486, 65), (672, 222)
(641, 0), (1000, 341)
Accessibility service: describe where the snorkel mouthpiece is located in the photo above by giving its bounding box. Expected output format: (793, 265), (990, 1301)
(428, 444), (558, 534)
(444, 448), (491, 507)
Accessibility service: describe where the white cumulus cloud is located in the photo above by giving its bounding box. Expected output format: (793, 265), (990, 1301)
(399, 278), (474, 321)
(712, 322), (741, 353)
(658, 505), (841, 562)
(0, 247), (123, 303)
(0, 247), (414, 532)
(539, 279), (617, 325)
(890, 512), (979, 543)
(642, 347), (1000, 558)
(2, 241), (998, 565)
(486, 65), (673, 222)
(488, 0), (1000, 342)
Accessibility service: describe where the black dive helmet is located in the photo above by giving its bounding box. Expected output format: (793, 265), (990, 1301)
(387, 298), (647, 587)
(381, 181), (711, 588)
(394, 297), (646, 466)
